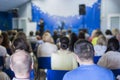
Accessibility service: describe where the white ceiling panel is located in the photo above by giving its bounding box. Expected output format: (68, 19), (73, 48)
(0, 0), (30, 11)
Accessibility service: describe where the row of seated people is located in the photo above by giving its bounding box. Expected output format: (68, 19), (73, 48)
(0, 28), (120, 80)
(34, 32), (120, 80)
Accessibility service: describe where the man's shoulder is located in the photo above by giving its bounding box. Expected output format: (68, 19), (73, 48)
(63, 65), (115, 80)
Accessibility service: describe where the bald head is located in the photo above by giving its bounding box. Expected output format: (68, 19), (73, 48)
(10, 50), (32, 74)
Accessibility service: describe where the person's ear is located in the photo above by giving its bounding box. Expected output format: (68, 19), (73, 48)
(73, 54), (79, 62)
(31, 63), (33, 70)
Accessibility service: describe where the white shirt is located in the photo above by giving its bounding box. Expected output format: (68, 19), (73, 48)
(0, 45), (7, 56)
(37, 42), (57, 57)
(94, 45), (107, 56)
(51, 49), (78, 70)
(98, 51), (120, 69)
(0, 71), (10, 80)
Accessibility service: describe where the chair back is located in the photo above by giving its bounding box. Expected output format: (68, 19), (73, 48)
(111, 69), (120, 77)
(38, 57), (51, 69)
(47, 69), (69, 80)
(93, 56), (101, 64)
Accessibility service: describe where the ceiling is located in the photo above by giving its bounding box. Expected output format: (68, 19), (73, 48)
(0, 0), (30, 11)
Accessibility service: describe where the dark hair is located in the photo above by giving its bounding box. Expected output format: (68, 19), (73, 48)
(1, 31), (10, 48)
(15, 31), (27, 40)
(78, 31), (85, 39)
(105, 29), (112, 35)
(29, 31), (34, 36)
(12, 38), (31, 53)
(95, 30), (103, 37)
(60, 37), (69, 50)
(69, 33), (78, 52)
(74, 39), (94, 60)
(105, 37), (119, 52)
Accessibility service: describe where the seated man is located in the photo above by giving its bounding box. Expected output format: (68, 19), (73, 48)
(63, 40), (115, 80)
(10, 50), (32, 80)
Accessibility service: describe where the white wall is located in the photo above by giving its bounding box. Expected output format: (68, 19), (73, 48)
(18, 2), (32, 21)
(17, 2), (37, 36)
(101, 0), (120, 33)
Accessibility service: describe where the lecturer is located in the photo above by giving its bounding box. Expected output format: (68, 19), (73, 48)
(38, 18), (45, 36)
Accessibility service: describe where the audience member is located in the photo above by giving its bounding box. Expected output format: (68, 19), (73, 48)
(112, 28), (119, 37)
(1, 31), (12, 55)
(69, 32), (78, 52)
(66, 29), (72, 39)
(78, 31), (85, 40)
(51, 37), (78, 70)
(88, 29), (98, 42)
(0, 71), (10, 80)
(91, 29), (103, 46)
(0, 35), (8, 57)
(94, 35), (107, 56)
(98, 38), (120, 69)
(14, 31), (32, 53)
(12, 38), (38, 79)
(105, 29), (113, 40)
(34, 35), (44, 54)
(63, 39), (114, 80)
(52, 30), (59, 44)
(10, 50), (32, 80)
(37, 32), (57, 57)
(28, 31), (37, 43)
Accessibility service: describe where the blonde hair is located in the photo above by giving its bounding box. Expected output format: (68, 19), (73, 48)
(42, 32), (54, 43)
(97, 35), (107, 46)
(112, 28), (119, 36)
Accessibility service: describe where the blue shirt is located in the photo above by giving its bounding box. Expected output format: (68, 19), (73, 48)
(63, 64), (115, 80)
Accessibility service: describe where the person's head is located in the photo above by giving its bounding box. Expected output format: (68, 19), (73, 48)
(12, 38), (31, 53)
(105, 29), (112, 35)
(106, 37), (119, 52)
(15, 31), (27, 40)
(60, 37), (69, 50)
(62, 30), (67, 36)
(35, 31), (40, 36)
(29, 31), (34, 36)
(67, 29), (72, 34)
(53, 30), (57, 35)
(78, 31), (85, 40)
(97, 35), (107, 46)
(40, 18), (44, 24)
(116, 33), (120, 42)
(1, 31), (10, 48)
(91, 29), (102, 38)
(10, 50), (32, 78)
(74, 40), (94, 62)
(42, 32), (54, 43)
(112, 28), (119, 36)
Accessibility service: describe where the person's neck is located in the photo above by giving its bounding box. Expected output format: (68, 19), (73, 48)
(78, 60), (94, 66)
(15, 73), (30, 79)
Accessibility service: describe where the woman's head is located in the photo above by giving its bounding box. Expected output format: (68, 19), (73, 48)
(42, 32), (54, 43)
(106, 37), (119, 52)
(97, 35), (107, 46)
(12, 38), (31, 53)
(60, 37), (69, 50)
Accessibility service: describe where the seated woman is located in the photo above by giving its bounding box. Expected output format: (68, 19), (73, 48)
(97, 37), (120, 69)
(94, 35), (107, 56)
(37, 32), (57, 57)
(51, 37), (78, 70)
